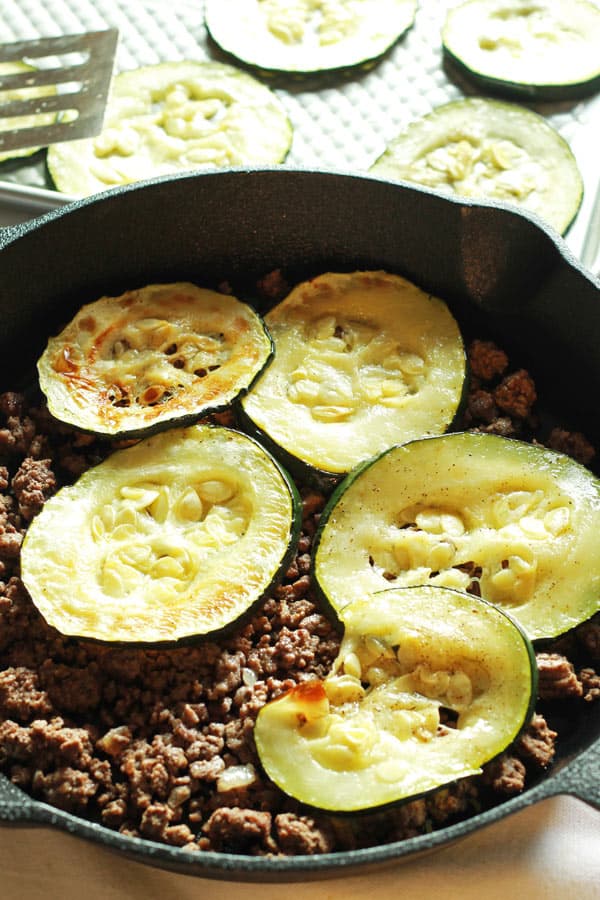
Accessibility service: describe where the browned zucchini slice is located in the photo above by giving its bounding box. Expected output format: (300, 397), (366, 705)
(37, 282), (273, 438)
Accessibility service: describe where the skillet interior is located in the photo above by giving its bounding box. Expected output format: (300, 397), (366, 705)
(0, 167), (599, 881)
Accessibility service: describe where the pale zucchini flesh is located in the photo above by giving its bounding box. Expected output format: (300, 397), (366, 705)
(443, 0), (600, 99)
(46, 61), (293, 196)
(205, 0), (417, 74)
(313, 432), (600, 641)
(370, 98), (583, 235)
(37, 282), (273, 438)
(20, 424), (299, 644)
(241, 271), (466, 478)
(255, 585), (536, 812)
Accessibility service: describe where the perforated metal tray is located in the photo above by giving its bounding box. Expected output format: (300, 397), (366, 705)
(0, 0), (599, 269)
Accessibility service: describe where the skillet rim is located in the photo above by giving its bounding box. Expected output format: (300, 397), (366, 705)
(0, 166), (598, 881)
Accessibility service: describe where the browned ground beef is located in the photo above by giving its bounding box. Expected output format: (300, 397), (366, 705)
(0, 333), (599, 857)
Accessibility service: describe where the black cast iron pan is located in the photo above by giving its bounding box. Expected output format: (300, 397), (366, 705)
(0, 168), (599, 882)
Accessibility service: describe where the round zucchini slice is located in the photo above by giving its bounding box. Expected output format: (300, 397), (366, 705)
(0, 61), (57, 163)
(255, 584), (536, 813)
(37, 282), (273, 438)
(241, 271), (466, 481)
(442, 0), (600, 100)
(313, 432), (600, 641)
(46, 61), (293, 196)
(204, 0), (417, 76)
(370, 98), (583, 235)
(21, 424), (300, 644)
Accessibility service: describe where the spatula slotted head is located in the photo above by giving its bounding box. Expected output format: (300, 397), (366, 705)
(0, 29), (118, 153)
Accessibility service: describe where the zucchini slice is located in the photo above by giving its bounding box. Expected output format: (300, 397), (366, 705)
(241, 271), (466, 481)
(313, 432), (600, 641)
(0, 61), (57, 163)
(370, 98), (583, 235)
(46, 61), (293, 196)
(20, 424), (300, 644)
(255, 585), (536, 813)
(204, 0), (417, 76)
(37, 282), (273, 438)
(442, 0), (600, 100)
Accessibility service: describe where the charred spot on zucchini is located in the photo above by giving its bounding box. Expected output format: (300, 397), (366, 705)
(241, 271), (466, 481)
(0, 61), (58, 163)
(37, 282), (273, 438)
(370, 98), (583, 235)
(442, 0), (600, 100)
(46, 61), (293, 196)
(254, 584), (536, 813)
(313, 432), (600, 641)
(204, 0), (417, 76)
(20, 424), (300, 644)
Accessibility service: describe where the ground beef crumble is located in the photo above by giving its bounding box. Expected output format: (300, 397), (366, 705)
(0, 334), (599, 857)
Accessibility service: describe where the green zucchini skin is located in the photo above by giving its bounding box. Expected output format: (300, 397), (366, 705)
(254, 583), (537, 814)
(20, 424), (301, 646)
(444, 51), (600, 102)
(241, 271), (467, 485)
(312, 431), (600, 641)
(442, 0), (600, 101)
(370, 97), (584, 236)
(204, 0), (417, 78)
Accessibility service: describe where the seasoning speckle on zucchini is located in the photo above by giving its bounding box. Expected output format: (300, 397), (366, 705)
(46, 61), (293, 196)
(20, 424), (300, 644)
(205, 0), (417, 75)
(370, 98), (583, 235)
(255, 585), (536, 812)
(241, 270), (466, 480)
(37, 282), (273, 438)
(313, 431), (600, 640)
(442, 0), (600, 100)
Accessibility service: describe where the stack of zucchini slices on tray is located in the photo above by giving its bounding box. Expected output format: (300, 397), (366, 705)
(21, 268), (600, 816)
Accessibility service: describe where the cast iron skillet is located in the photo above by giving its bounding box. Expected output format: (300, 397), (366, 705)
(0, 168), (599, 882)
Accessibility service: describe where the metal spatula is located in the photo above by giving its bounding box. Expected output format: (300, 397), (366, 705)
(0, 29), (118, 155)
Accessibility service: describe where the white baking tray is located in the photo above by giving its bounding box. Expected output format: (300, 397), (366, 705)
(0, 0), (598, 271)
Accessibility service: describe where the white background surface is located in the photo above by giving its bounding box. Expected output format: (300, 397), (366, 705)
(1, 796), (599, 899)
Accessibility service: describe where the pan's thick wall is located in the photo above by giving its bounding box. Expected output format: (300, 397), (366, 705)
(1, 168), (599, 438)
